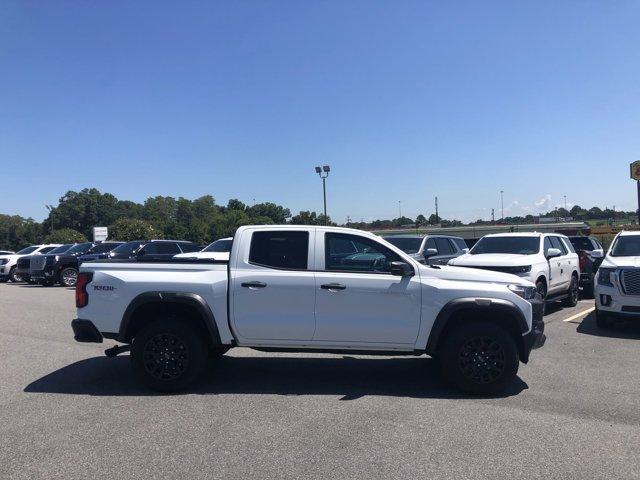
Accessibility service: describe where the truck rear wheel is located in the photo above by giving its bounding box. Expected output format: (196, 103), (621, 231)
(439, 320), (519, 396)
(131, 319), (207, 392)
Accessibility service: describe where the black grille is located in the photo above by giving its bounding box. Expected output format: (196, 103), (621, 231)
(621, 269), (640, 296)
(459, 265), (520, 274)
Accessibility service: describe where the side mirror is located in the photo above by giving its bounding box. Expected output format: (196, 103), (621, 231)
(423, 248), (438, 259)
(461, 248), (470, 254)
(546, 248), (562, 259)
(590, 249), (604, 259)
(390, 261), (414, 277)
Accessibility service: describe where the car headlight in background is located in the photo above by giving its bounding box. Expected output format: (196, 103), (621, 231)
(0, 259), (8, 265)
(598, 267), (615, 287)
(508, 284), (537, 300)
(510, 265), (532, 274)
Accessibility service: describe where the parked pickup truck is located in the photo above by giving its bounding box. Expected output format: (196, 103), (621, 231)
(72, 226), (545, 395)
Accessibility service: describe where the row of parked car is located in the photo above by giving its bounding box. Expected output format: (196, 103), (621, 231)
(383, 232), (604, 303)
(0, 237), (233, 287)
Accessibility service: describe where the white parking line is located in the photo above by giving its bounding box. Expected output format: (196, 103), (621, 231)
(563, 306), (595, 323)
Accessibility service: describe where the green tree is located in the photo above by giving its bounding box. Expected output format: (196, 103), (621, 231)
(247, 202), (291, 224)
(44, 228), (87, 244)
(0, 215), (42, 251)
(45, 188), (122, 237)
(109, 218), (161, 241)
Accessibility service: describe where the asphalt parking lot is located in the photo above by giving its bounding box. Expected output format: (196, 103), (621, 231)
(1, 283), (639, 480)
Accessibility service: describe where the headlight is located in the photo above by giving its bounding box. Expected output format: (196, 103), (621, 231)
(510, 265), (532, 274)
(598, 267), (615, 287)
(508, 284), (537, 300)
(0, 259), (7, 265)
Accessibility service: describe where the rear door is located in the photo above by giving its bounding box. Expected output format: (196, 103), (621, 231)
(313, 232), (421, 346)
(230, 229), (316, 341)
(548, 236), (570, 292)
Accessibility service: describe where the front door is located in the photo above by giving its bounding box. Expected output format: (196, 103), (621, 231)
(231, 229), (316, 341)
(313, 232), (421, 346)
(545, 237), (564, 293)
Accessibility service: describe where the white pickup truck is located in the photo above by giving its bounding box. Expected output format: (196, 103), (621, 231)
(71, 225), (545, 395)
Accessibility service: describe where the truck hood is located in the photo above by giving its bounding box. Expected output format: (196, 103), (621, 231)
(448, 253), (535, 267)
(600, 256), (640, 269)
(422, 264), (533, 286)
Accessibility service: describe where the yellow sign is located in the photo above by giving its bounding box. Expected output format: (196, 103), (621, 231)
(632, 161), (640, 180)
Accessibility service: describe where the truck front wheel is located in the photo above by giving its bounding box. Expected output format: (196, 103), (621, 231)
(131, 319), (207, 392)
(439, 320), (519, 396)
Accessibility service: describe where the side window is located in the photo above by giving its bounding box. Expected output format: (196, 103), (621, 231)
(179, 243), (201, 253)
(550, 236), (567, 255)
(561, 238), (575, 253)
(452, 238), (468, 251)
(434, 238), (454, 255)
(145, 243), (181, 255)
(249, 231), (309, 270)
(425, 238), (437, 251)
(325, 233), (401, 273)
(40, 247), (56, 254)
(544, 237), (553, 256)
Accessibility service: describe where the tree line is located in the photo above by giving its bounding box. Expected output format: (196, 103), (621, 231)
(0, 187), (636, 251)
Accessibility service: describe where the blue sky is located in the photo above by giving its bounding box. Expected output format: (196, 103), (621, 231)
(2, 0), (640, 223)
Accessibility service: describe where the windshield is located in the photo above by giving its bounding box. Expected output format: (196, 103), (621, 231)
(66, 243), (93, 254)
(112, 241), (143, 255)
(569, 237), (594, 251)
(47, 244), (74, 255)
(383, 237), (422, 254)
(16, 246), (38, 255)
(203, 239), (233, 252)
(610, 236), (640, 257)
(470, 237), (540, 255)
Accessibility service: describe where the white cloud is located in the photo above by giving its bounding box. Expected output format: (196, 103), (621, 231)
(534, 194), (552, 210)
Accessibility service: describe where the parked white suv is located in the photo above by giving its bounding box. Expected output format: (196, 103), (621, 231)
(0, 244), (61, 283)
(594, 231), (640, 328)
(448, 233), (580, 307)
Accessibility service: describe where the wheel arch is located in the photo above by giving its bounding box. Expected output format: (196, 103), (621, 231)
(118, 292), (222, 349)
(426, 298), (530, 363)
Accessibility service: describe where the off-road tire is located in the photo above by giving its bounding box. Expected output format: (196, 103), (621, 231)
(439, 320), (519, 396)
(131, 319), (207, 392)
(9, 267), (22, 283)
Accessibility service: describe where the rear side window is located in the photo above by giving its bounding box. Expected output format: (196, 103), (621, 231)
(144, 243), (181, 255)
(39, 246), (57, 254)
(434, 238), (454, 255)
(249, 231), (309, 270)
(179, 243), (201, 253)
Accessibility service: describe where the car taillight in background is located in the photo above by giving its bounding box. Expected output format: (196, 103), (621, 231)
(75, 272), (93, 308)
(578, 251), (587, 271)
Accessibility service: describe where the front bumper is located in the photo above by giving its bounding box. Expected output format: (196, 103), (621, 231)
(30, 266), (59, 282)
(522, 295), (546, 362)
(71, 319), (104, 343)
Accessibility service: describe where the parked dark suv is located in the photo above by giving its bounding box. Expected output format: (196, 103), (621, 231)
(15, 245), (61, 283)
(568, 236), (605, 296)
(107, 240), (200, 262)
(31, 242), (95, 287)
(78, 242), (124, 263)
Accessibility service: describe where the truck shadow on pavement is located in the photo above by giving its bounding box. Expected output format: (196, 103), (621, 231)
(577, 312), (640, 340)
(24, 355), (528, 400)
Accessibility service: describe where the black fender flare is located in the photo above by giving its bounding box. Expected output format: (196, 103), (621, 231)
(118, 291), (222, 345)
(425, 297), (529, 356)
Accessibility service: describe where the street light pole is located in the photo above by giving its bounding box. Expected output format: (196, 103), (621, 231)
(398, 200), (402, 218)
(315, 165), (331, 225)
(500, 190), (504, 221)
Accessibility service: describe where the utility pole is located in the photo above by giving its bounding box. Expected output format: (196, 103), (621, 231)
(398, 201), (402, 218)
(491, 208), (495, 223)
(435, 196), (439, 223)
(500, 190), (504, 221)
(564, 195), (567, 211)
(346, 215), (351, 227)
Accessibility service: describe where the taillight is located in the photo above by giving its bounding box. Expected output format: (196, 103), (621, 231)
(578, 251), (587, 271)
(76, 272), (93, 308)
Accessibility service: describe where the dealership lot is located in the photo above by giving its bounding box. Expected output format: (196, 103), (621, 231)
(1, 283), (639, 480)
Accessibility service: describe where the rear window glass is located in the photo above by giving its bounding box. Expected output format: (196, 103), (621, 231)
(569, 237), (593, 251)
(249, 231), (309, 270)
(203, 239), (233, 252)
(143, 243), (181, 255)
